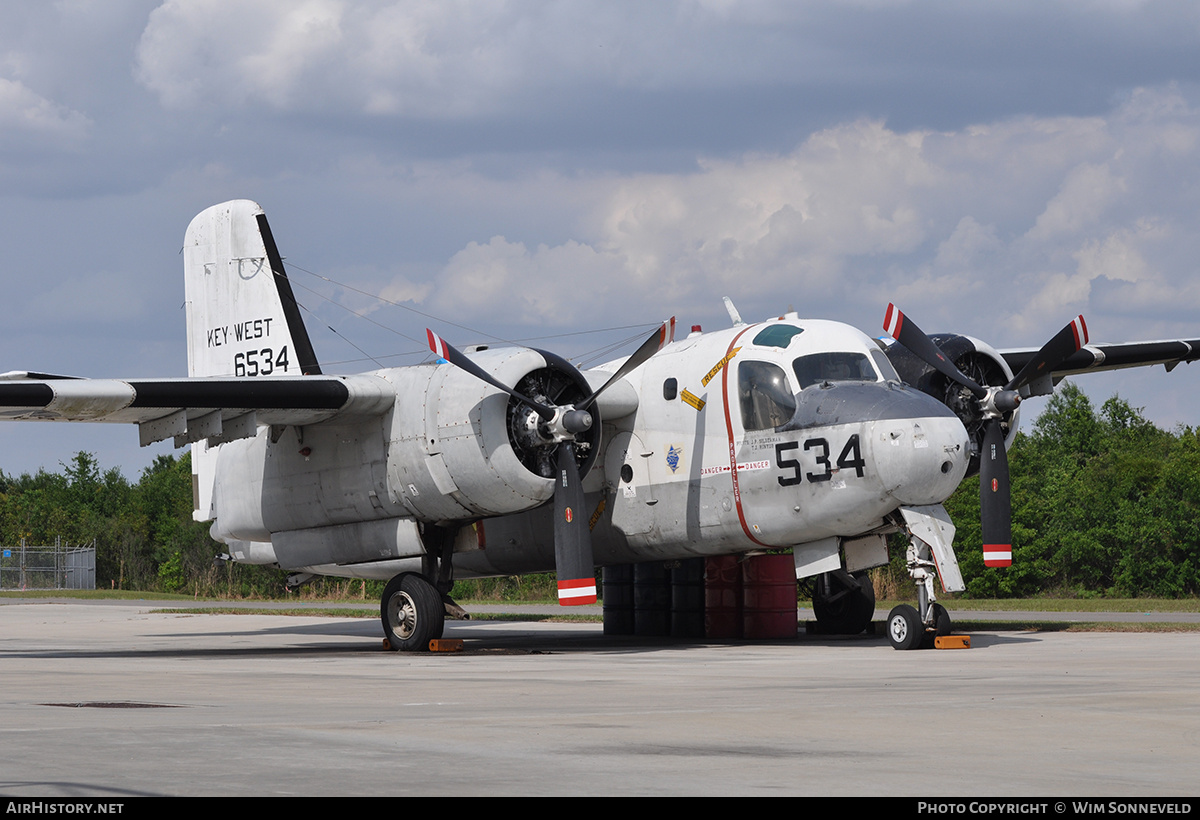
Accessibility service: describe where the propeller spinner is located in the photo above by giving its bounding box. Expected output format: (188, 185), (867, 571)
(884, 304), (1087, 568)
(428, 320), (675, 605)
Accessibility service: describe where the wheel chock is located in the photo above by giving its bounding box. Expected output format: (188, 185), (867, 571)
(429, 638), (464, 652)
(934, 635), (970, 649)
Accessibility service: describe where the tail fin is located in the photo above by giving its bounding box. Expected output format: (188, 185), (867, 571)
(183, 200), (321, 378)
(183, 200), (321, 523)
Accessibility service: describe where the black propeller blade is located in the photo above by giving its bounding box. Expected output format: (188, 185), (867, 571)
(427, 329), (556, 421)
(427, 319), (674, 606)
(576, 318), (676, 413)
(979, 419), (1012, 567)
(883, 304), (987, 398)
(1005, 315), (1088, 393)
(553, 441), (596, 604)
(884, 304), (1088, 570)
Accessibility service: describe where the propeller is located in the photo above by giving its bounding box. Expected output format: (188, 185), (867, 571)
(427, 319), (675, 605)
(883, 304), (1087, 568)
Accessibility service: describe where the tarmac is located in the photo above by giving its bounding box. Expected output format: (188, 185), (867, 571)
(1, 598), (1198, 797)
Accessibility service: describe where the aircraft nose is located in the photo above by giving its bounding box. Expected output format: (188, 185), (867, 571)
(781, 381), (970, 505)
(873, 410), (971, 505)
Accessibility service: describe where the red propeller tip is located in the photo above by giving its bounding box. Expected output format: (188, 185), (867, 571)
(1072, 315), (1089, 348)
(557, 577), (597, 605)
(426, 329), (448, 359)
(983, 546), (1012, 567)
(883, 303), (904, 339)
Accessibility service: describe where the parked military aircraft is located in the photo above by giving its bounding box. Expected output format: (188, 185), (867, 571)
(2, 201), (1197, 650)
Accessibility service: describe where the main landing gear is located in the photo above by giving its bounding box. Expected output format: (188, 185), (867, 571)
(381, 572), (445, 652)
(810, 570), (876, 635)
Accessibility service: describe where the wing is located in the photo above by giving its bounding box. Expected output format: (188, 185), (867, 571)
(0, 374), (395, 447)
(1001, 337), (1200, 391)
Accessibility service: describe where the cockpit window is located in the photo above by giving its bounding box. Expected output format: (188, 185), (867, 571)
(752, 324), (805, 349)
(792, 352), (878, 389)
(739, 360), (796, 431)
(870, 348), (901, 382)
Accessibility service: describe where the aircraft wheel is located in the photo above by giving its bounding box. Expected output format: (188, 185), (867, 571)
(921, 603), (952, 649)
(887, 604), (923, 651)
(381, 573), (444, 652)
(812, 571), (875, 635)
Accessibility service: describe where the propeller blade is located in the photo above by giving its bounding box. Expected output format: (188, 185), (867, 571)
(883, 304), (987, 398)
(1005, 315), (1088, 393)
(980, 418), (1012, 568)
(577, 318), (675, 412)
(426, 329), (555, 420)
(553, 441), (597, 605)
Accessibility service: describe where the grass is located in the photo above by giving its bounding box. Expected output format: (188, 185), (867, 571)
(883, 597), (1200, 613)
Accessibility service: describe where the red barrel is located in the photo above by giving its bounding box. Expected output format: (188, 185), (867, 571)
(704, 555), (743, 638)
(742, 554), (798, 640)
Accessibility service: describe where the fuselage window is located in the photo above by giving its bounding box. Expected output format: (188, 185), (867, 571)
(738, 360), (797, 431)
(663, 378), (678, 400)
(792, 352), (878, 389)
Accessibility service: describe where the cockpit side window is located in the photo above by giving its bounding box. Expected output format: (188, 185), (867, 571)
(870, 348), (901, 382)
(792, 352), (878, 389)
(738, 360), (796, 431)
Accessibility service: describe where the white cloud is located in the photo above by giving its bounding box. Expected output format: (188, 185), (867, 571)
(0, 77), (90, 146)
(1026, 162), (1125, 241)
(389, 85), (1200, 352)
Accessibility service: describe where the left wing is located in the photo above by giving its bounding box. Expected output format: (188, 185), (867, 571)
(0, 374), (395, 447)
(1001, 338), (1200, 393)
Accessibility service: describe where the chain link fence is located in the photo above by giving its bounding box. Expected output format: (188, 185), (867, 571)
(0, 538), (95, 591)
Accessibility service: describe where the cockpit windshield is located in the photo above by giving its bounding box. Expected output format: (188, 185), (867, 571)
(792, 352), (879, 389)
(738, 360), (797, 431)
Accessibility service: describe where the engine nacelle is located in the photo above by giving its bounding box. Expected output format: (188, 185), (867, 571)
(382, 346), (599, 522)
(884, 333), (1019, 475)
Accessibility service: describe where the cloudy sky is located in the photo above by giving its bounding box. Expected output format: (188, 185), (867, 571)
(2, 0), (1200, 478)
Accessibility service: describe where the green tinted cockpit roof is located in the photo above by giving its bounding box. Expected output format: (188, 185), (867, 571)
(752, 324), (804, 349)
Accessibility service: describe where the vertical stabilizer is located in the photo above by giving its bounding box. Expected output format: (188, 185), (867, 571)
(183, 199), (321, 378)
(182, 200), (321, 522)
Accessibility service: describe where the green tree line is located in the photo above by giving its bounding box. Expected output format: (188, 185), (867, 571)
(0, 451), (283, 596)
(944, 382), (1200, 598)
(2, 382), (1198, 599)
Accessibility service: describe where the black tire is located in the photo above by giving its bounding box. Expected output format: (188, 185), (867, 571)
(921, 603), (952, 649)
(381, 573), (445, 652)
(812, 571), (876, 635)
(887, 604), (923, 651)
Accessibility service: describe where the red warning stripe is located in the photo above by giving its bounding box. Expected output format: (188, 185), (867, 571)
(719, 325), (770, 549)
(558, 576), (597, 605)
(426, 329), (449, 360)
(1071, 315), (1089, 349)
(983, 545), (1012, 567)
(883, 303), (904, 339)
